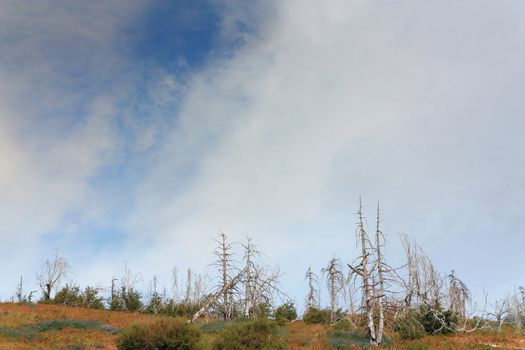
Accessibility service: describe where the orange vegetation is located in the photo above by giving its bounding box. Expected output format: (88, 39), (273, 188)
(1, 303), (524, 350)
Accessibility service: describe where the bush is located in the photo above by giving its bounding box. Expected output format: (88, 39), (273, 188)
(302, 307), (331, 324)
(53, 285), (105, 309)
(54, 285), (83, 307)
(393, 304), (458, 339)
(0, 319), (114, 341)
(274, 302), (297, 322)
(113, 287), (144, 312)
(418, 304), (457, 335)
(159, 299), (203, 318)
(117, 318), (202, 350)
(212, 319), (287, 350)
(82, 286), (105, 309)
(394, 311), (427, 340)
(327, 320), (369, 349)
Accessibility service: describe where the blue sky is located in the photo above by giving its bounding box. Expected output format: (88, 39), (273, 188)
(0, 0), (524, 309)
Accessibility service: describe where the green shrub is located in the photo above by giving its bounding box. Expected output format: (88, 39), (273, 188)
(212, 319), (287, 350)
(158, 299), (203, 318)
(393, 304), (458, 339)
(393, 311), (426, 340)
(33, 319), (102, 332)
(274, 302), (297, 323)
(117, 318), (202, 350)
(54, 285), (83, 307)
(82, 286), (105, 309)
(418, 304), (457, 335)
(302, 307), (330, 324)
(54, 285), (105, 309)
(327, 320), (369, 349)
(0, 319), (113, 341)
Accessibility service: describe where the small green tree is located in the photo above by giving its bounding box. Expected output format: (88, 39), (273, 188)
(303, 307), (331, 324)
(54, 284), (82, 306)
(117, 318), (201, 350)
(274, 302), (297, 322)
(212, 319), (286, 350)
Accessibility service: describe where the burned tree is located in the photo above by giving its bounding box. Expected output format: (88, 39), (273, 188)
(348, 200), (390, 345)
(37, 251), (69, 300)
(447, 270), (470, 320)
(305, 266), (320, 310)
(242, 238), (259, 318)
(323, 258), (344, 324)
(374, 203), (386, 344)
(213, 231), (236, 320)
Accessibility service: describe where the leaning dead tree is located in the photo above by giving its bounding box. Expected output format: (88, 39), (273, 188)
(323, 258), (345, 324)
(190, 236), (284, 322)
(190, 268), (245, 323)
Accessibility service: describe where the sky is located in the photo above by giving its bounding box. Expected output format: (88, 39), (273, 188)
(0, 0), (524, 309)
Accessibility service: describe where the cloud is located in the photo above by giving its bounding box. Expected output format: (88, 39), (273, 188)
(126, 1), (525, 303)
(0, 1), (523, 306)
(0, 1), (148, 296)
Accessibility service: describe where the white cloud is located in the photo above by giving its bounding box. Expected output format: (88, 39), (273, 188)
(127, 1), (525, 303)
(1, 1), (523, 305)
(0, 1), (146, 297)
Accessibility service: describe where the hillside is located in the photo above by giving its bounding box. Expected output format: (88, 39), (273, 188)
(1, 303), (524, 350)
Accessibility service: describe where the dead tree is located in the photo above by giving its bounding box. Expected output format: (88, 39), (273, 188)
(16, 276), (23, 303)
(323, 258), (344, 324)
(249, 265), (284, 317)
(242, 238), (260, 318)
(184, 268), (193, 304)
(348, 200), (388, 345)
(305, 266), (320, 310)
(37, 251), (69, 300)
(489, 298), (509, 332)
(374, 203), (386, 344)
(213, 232), (236, 320)
(400, 235), (445, 308)
(190, 268), (245, 323)
(348, 200), (378, 344)
(447, 270), (470, 319)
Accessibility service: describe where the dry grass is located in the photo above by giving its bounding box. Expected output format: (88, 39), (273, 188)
(1, 303), (524, 350)
(0, 302), (153, 349)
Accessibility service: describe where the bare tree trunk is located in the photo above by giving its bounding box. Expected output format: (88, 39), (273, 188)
(323, 258), (343, 324)
(375, 203), (385, 345)
(244, 238), (254, 318)
(185, 269), (192, 304)
(214, 232), (234, 320)
(305, 266), (319, 309)
(358, 199), (377, 345)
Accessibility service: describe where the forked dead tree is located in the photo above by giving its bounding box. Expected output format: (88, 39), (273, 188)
(348, 200), (388, 346)
(37, 251), (69, 300)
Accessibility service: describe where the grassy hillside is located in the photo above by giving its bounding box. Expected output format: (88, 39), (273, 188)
(1, 303), (524, 350)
